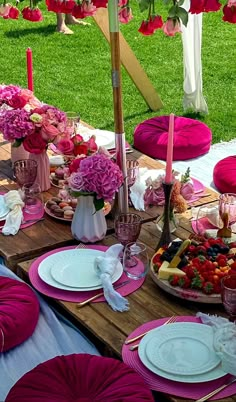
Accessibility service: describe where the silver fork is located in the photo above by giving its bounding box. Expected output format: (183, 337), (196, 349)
(75, 244), (87, 249)
(128, 316), (177, 351)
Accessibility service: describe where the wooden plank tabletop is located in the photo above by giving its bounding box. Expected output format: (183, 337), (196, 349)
(0, 133), (220, 270)
(17, 226), (235, 402)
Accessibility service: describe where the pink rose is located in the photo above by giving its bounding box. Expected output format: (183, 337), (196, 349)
(180, 182), (194, 201)
(0, 4), (11, 17)
(41, 123), (59, 140)
(119, 6), (133, 23)
(82, 1), (96, 16)
(163, 18), (181, 36)
(86, 135), (98, 153)
(227, 0), (236, 6)
(23, 133), (47, 154)
(57, 138), (74, 155)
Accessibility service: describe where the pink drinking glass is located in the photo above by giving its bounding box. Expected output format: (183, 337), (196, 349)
(221, 274), (236, 322)
(114, 213), (142, 246)
(13, 159), (38, 188)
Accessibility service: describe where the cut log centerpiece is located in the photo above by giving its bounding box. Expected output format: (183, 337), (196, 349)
(150, 237), (236, 304)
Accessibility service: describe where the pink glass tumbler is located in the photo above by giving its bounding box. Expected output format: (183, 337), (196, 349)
(114, 213), (142, 246)
(13, 159), (37, 188)
(221, 274), (236, 322)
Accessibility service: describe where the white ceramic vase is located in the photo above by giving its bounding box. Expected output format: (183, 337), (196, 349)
(71, 195), (107, 243)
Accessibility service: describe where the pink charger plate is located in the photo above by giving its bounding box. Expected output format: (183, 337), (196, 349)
(0, 192), (44, 233)
(29, 245), (145, 302)
(122, 316), (236, 400)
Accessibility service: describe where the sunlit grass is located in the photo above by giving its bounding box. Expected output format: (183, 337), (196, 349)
(0, 3), (235, 144)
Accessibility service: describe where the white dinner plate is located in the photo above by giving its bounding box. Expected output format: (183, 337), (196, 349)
(144, 323), (220, 376)
(92, 130), (115, 149)
(38, 249), (123, 291)
(138, 323), (226, 383)
(0, 195), (10, 219)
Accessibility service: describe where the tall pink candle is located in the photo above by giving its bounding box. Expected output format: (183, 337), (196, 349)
(165, 113), (174, 183)
(26, 48), (34, 92)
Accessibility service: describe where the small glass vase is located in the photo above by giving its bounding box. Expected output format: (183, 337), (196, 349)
(71, 195), (107, 243)
(156, 207), (179, 234)
(29, 150), (51, 192)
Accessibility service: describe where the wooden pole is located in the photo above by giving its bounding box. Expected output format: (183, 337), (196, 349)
(108, 0), (128, 214)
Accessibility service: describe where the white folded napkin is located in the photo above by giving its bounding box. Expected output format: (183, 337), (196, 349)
(130, 168), (166, 211)
(94, 244), (129, 312)
(197, 312), (236, 375)
(2, 191), (24, 236)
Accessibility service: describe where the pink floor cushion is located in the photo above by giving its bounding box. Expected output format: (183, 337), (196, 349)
(134, 115), (212, 160)
(6, 354), (154, 401)
(0, 277), (39, 352)
(213, 155), (236, 193)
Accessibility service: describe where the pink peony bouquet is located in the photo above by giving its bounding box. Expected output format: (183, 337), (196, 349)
(0, 84), (41, 111)
(69, 153), (123, 211)
(0, 104), (67, 154)
(144, 167), (194, 213)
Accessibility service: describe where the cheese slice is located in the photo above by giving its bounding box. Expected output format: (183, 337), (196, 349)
(158, 261), (186, 280)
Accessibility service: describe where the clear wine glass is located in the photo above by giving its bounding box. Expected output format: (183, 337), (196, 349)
(126, 160), (139, 207)
(123, 241), (149, 280)
(65, 112), (80, 137)
(13, 159), (37, 188)
(221, 274), (236, 322)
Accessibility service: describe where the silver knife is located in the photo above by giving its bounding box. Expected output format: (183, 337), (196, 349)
(76, 279), (130, 308)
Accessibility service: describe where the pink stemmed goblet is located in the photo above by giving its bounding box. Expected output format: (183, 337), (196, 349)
(13, 159), (37, 188)
(126, 160), (139, 207)
(221, 274), (236, 322)
(115, 213), (142, 246)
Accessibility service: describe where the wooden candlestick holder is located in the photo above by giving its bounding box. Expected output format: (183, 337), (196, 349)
(155, 182), (173, 251)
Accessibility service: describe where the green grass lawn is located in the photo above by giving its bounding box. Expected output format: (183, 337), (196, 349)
(0, 3), (235, 145)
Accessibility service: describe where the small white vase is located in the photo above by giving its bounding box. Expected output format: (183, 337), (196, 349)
(71, 195), (107, 243)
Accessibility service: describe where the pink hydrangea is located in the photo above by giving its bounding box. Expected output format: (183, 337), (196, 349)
(0, 109), (35, 141)
(69, 153), (123, 202)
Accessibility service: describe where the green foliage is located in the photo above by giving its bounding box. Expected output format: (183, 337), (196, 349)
(0, 2), (235, 146)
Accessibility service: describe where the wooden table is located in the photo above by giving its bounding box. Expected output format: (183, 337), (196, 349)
(0, 134), (219, 270)
(2, 133), (233, 402)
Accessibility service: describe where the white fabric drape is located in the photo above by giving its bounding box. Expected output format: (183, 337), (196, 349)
(181, 0), (208, 113)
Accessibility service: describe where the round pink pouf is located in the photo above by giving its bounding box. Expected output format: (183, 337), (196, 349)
(134, 115), (212, 160)
(213, 155), (236, 193)
(0, 277), (39, 352)
(6, 354), (154, 401)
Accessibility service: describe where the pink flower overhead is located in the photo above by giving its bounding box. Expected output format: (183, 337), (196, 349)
(138, 20), (154, 35)
(118, 6), (133, 23)
(223, 3), (236, 22)
(69, 153), (123, 210)
(163, 18), (182, 36)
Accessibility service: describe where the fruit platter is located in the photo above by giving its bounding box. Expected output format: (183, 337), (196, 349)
(150, 237), (236, 303)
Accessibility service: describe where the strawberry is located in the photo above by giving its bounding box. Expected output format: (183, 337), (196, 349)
(168, 275), (180, 287)
(185, 266), (197, 279)
(213, 283), (221, 294)
(152, 254), (162, 264)
(178, 277), (191, 289)
(203, 281), (214, 294)
(230, 261), (236, 270)
(191, 274), (204, 289)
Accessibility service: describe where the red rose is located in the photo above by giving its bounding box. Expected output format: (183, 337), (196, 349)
(138, 20), (155, 35)
(23, 133), (47, 154)
(189, 0), (205, 13)
(223, 4), (236, 23)
(7, 6), (19, 19)
(148, 15), (163, 31)
(204, 0), (221, 12)
(60, 0), (75, 13)
(57, 139), (74, 155)
(92, 0), (108, 8)
(46, 0), (62, 12)
(69, 156), (86, 173)
(8, 94), (27, 109)
(72, 4), (85, 18)
(86, 135), (98, 153)
(22, 7), (43, 22)
(74, 143), (89, 156)
(72, 134), (84, 144)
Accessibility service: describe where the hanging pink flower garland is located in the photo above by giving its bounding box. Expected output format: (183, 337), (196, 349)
(0, 0), (235, 32)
